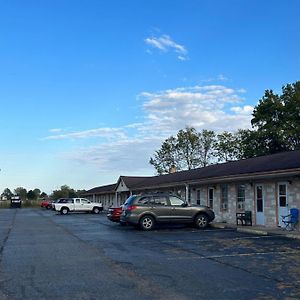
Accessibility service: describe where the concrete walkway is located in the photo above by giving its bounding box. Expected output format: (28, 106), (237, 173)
(212, 222), (300, 240)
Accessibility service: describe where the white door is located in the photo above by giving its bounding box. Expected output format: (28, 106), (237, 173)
(256, 185), (265, 225)
(278, 183), (288, 227)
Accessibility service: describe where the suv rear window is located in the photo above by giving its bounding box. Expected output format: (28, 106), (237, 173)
(124, 195), (137, 206)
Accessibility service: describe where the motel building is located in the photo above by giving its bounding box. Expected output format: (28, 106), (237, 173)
(83, 150), (300, 228)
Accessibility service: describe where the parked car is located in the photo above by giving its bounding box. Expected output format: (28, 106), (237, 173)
(120, 193), (215, 230)
(51, 198), (69, 210)
(10, 196), (22, 208)
(54, 198), (103, 215)
(107, 206), (123, 223)
(41, 199), (52, 209)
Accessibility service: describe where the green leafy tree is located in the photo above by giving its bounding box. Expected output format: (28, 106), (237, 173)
(199, 129), (216, 167)
(251, 89), (286, 154)
(33, 188), (41, 198)
(250, 81), (300, 155)
(50, 185), (78, 200)
(149, 136), (179, 174)
(27, 190), (37, 200)
(177, 127), (202, 170)
(215, 131), (239, 162)
(150, 127), (216, 174)
(14, 187), (27, 201)
(1, 188), (13, 200)
(40, 192), (48, 199)
(281, 81), (300, 149)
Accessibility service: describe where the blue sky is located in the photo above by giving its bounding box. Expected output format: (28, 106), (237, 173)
(0, 0), (299, 194)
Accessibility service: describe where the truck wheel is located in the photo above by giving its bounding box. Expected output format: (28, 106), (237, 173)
(93, 207), (100, 214)
(61, 207), (69, 215)
(195, 214), (208, 229)
(139, 215), (155, 231)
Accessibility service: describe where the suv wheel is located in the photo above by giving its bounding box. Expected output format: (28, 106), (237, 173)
(195, 214), (208, 229)
(93, 207), (100, 214)
(61, 207), (69, 215)
(139, 215), (155, 231)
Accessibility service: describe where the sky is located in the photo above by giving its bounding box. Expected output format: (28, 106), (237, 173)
(0, 0), (299, 194)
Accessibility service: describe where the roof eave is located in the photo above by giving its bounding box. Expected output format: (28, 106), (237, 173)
(133, 168), (300, 190)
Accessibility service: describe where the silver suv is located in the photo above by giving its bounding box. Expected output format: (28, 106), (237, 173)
(120, 193), (215, 230)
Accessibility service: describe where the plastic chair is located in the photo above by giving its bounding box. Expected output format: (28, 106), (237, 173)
(281, 208), (299, 231)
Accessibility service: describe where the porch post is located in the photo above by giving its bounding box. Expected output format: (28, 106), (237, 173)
(115, 192), (118, 207)
(185, 184), (189, 203)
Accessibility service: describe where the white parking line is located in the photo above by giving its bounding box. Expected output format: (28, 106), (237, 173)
(135, 235), (278, 245)
(166, 250), (300, 260)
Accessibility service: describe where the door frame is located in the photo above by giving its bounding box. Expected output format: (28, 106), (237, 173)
(255, 184), (265, 225)
(277, 182), (289, 227)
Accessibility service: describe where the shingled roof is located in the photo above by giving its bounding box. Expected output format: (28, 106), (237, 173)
(83, 150), (300, 195)
(83, 183), (117, 196)
(129, 150), (300, 189)
(118, 176), (151, 189)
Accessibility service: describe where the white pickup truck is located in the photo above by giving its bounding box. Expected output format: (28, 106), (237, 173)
(54, 198), (103, 215)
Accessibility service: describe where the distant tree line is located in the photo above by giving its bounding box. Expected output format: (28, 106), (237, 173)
(0, 185), (86, 201)
(150, 81), (300, 175)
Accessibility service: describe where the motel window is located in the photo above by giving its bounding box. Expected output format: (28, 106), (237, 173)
(220, 185), (228, 211)
(208, 188), (214, 209)
(237, 184), (245, 211)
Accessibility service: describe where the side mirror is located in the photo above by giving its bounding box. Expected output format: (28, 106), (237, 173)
(182, 202), (188, 207)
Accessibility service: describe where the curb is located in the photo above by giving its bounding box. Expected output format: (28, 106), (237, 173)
(211, 223), (227, 229)
(237, 227), (268, 235)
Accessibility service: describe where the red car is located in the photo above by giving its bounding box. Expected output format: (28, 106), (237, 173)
(40, 199), (52, 209)
(107, 207), (123, 222)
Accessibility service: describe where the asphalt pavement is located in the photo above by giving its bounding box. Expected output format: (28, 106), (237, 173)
(1, 208), (300, 300)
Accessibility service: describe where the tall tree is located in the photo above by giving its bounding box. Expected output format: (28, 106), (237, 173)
(149, 136), (178, 174)
(199, 129), (216, 166)
(215, 131), (239, 162)
(15, 187), (27, 201)
(281, 81), (300, 149)
(50, 185), (78, 200)
(1, 188), (13, 200)
(27, 190), (37, 200)
(150, 127), (216, 174)
(177, 127), (202, 170)
(250, 81), (300, 155)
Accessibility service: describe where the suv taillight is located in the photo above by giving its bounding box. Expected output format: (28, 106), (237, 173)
(127, 205), (137, 211)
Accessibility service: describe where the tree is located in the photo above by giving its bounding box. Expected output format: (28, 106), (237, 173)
(50, 185), (78, 200)
(149, 136), (178, 175)
(150, 127), (216, 174)
(1, 188), (13, 200)
(40, 192), (48, 199)
(281, 81), (300, 149)
(14, 187), (27, 201)
(27, 190), (37, 200)
(199, 130), (216, 167)
(33, 188), (41, 198)
(250, 81), (300, 155)
(215, 131), (239, 162)
(177, 127), (202, 170)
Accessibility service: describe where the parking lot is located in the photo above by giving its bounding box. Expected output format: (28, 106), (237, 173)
(1, 208), (300, 299)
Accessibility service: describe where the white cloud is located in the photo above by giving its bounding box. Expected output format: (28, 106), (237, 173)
(145, 34), (188, 61)
(230, 105), (254, 115)
(44, 84), (253, 175)
(43, 127), (126, 141)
